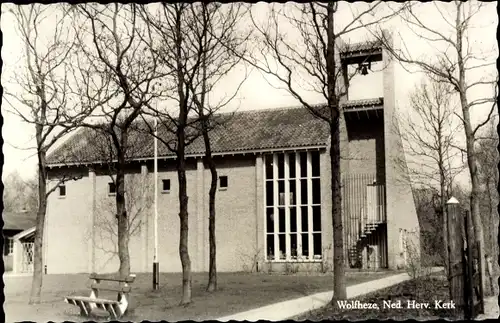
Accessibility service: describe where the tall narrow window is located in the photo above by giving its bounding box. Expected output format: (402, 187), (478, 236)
(266, 208), (274, 233)
(264, 151), (322, 261)
(266, 181), (274, 206)
(278, 180), (285, 205)
(58, 185), (66, 197)
(265, 155), (273, 180)
(289, 154), (296, 179)
(289, 181), (296, 205)
(299, 152), (308, 178)
(278, 154), (285, 179)
(311, 151), (320, 177)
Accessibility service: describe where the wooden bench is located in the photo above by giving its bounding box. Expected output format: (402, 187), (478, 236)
(64, 273), (136, 319)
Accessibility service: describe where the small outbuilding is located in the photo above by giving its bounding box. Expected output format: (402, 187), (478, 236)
(3, 210), (36, 272)
(12, 226), (36, 273)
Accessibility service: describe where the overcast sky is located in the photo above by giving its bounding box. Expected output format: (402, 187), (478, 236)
(1, 1), (497, 186)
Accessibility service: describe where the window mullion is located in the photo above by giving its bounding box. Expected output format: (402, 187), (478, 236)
(273, 154), (279, 261)
(263, 155), (267, 261)
(296, 152), (302, 259)
(307, 151), (314, 260)
(284, 153), (291, 261)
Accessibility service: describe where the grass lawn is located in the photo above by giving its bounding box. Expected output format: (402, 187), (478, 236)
(295, 272), (459, 321)
(4, 270), (399, 322)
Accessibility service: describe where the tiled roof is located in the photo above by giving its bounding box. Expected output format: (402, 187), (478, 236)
(46, 106), (331, 166)
(343, 97), (384, 108)
(3, 211), (37, 231)
(340, 40), (383, 55)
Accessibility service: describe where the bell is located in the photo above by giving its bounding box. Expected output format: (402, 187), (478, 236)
(359, 61), (371, 75)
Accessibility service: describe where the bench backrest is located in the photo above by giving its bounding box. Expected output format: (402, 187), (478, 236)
(89, 273), (136, 297)
(89, 273), (136, 284)
(90, 283), (132, 294)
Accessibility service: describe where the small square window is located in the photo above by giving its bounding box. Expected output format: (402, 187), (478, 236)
(219, 176), (228, 189)
(58, 185), (66, 197)
(162, 179), (171, 192)
(108, 182), (116, 195)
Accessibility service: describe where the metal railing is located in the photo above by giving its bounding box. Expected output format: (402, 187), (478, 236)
(342, 174), (386, 263)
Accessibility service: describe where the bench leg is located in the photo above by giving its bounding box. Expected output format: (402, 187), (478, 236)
(115, 293), (130, 318)
(89, 290), (98, 311)
(78, 300), (90, 316)
(108, 304), (118, 318)
(66, 298), (90, 317)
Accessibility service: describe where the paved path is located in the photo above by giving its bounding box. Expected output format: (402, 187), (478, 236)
(218, 268), (442, 322)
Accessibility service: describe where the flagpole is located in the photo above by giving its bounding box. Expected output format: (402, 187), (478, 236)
(153, 116), (159, 290)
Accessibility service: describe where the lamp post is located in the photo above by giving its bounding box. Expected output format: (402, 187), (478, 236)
(446, 196), (464, 318)
(153, 116), (159, 290)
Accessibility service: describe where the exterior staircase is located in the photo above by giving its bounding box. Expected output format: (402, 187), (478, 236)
(347, 219), (384, 268)
(344, 180), (386, 269)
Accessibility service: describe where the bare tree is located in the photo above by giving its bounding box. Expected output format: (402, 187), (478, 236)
(63, 126), (154, 271)
(91, 172), (153, 269)
(138, 3), (208, 305)
(237, 2), (405, 301)
(186, 2), (250, 293)
(70, 3), (163, 277)
(413, 187), (444, 267)
(371, 0), (497, 292)
(2, 4), (94, 304)
(398, 79), (464, 275)
(475, 120), (499, 291)
(2, 171), (38, 213)
(23, 176), (39, 213)
(138, 1), (249, 302)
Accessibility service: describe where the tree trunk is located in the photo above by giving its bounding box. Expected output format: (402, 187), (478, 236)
(330, 120), (345, 301)
(173, 4), (192, 305)
(116, 154), (131, 277)
(468, 160), (486, 292)
(455, 2), (487, 295)
(439, 171), (449, 276)
(484, 177), (492, 256)
(202, 116), (218, 292)
(29, 150), (47, 304)
(447, 201), (465, 319)
(460, 80), (487, 296)
(484, 177), (496, 294)
(206, 150), (217, 292)
(327, 1), (346, 302)
(177, 131), (192, 304)
(198, 9), (217, 291)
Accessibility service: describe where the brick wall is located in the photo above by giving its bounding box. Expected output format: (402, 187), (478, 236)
(45, 131), (410, 274)
(203, 156), (258, 272)
(46, 168), (91, 274)
(144, 160), (198, 273)
(345, 117), (385, 183)
(46, 155), (260, 274)
(92, 169), (146, 274)
(320, 150), (333, 268)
